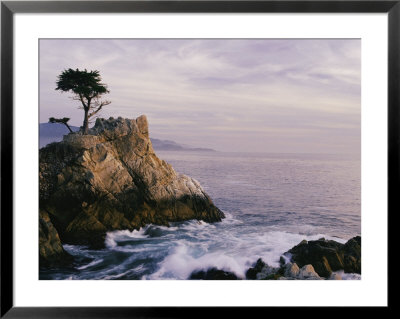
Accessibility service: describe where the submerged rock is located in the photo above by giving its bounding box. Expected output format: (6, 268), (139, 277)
(189, 268), (239, 280)
(283, 236), (361, 277)
(39, 115), (225, 252)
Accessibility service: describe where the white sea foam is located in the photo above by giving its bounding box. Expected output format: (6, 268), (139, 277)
(100, 269), (133, 280)
(144, 242), (249, 280)
(63, 244), (90, 254)
(333, 270), (361, 280)
(76, 259), (103, 270)
(142, 229), (353, 280)
(100, 264), (146, 280)
(62, 219), (354, 280)
(105, 227), (150, 248)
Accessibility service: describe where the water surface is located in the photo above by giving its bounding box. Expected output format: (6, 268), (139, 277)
(40, 151), (360, 280)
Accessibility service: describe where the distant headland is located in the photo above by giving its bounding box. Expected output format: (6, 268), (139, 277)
(39, 122), (216, 152)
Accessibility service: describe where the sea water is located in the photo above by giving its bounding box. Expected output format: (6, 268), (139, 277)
(39, 151), (361, 280)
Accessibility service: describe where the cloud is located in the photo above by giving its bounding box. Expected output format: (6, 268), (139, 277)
(40, 39), (360, 154)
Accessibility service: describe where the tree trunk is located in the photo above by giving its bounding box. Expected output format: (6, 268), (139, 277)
(64, 123), (73, 133)
(83, 108), (89, 134)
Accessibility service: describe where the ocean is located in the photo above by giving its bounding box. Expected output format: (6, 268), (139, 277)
(39, 151), (361, 280)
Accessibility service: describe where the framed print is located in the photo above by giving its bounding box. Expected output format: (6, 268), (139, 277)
(1, 0), (395, 317)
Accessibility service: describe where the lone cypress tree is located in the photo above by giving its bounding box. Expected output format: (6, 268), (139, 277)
(55, 68), (111, 134)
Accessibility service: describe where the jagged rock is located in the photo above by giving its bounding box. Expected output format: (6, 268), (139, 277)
(258, 266), (280, 280)
(297, 264), (321, 280)
(39, 115), (224, 248)
(284, 262), (300, 278)
(245, 258), (280, 280)
(39, 209), (72, 266)
(246, 258), (266, 279)
(342, 236), (361, 274)
(284, 236), (361, 277)
(189, 268), (239, 280)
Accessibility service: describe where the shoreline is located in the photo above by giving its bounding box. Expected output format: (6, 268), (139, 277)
(40, 226), (361, 280)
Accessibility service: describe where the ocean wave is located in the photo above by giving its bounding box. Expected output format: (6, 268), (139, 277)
(62, 221), (354, 280)
(142, 228), (353, 280)
(105, 227), (150, 248)
(144, 241), (249, 280)
(98, 264), (146, 280)
(76, 258), (104, 270)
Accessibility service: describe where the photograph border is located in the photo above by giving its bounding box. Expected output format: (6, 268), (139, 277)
(1, 0), (396, 317)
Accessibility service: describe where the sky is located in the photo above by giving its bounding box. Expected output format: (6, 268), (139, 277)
(39, 39), (360, 154)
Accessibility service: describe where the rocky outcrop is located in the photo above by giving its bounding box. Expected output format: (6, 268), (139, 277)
(244, 236), (361, 280)
(39, 115), (225, 251)
(283, 236), (361, 277)
(39, 209), (72, 267)
(277, 264), (322, 280)
(187, 235), (361, 280)
(245, 259), (323, 280)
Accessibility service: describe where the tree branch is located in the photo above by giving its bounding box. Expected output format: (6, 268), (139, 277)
(88, 100), (111, 119)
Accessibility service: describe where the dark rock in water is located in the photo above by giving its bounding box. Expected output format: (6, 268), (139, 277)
(39, 209), (73, 267)
(284, 236), (361, 277)
(246, 258), (281, 280)
(39, 115), (225, 249)
(246, 258), (267, 279)
(262, 273), (283, 280)
(342, 236), (361, 274)
(189, 268), (239, 280)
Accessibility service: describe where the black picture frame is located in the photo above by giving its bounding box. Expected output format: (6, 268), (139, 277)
(1, 0), (395, 317)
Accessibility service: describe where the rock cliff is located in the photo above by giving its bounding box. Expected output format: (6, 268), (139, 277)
(39, 209), (72, 266)
(39, 115), (225, 254)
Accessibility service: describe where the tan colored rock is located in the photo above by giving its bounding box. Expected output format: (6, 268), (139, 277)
(39, 115), (224, 247)
(284, 262), (300, 278)
(298, 264), (322, 280)
(286, 236), (361, 276)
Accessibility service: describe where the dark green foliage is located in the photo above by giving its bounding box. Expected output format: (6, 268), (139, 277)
(49, 117), (73, 133)
(56, 69), (108, 97)
(55, 68), (111, 134)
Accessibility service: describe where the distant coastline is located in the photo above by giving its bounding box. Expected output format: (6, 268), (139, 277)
(39, 122), (216, 152)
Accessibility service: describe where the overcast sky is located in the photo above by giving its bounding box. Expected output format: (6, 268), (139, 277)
(40, 39), (360, 154)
